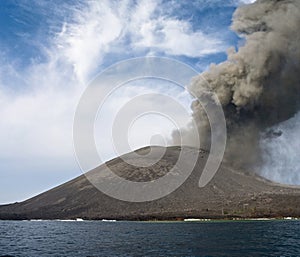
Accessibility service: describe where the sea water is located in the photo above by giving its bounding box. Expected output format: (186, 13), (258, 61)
(0, 220), (299, 256)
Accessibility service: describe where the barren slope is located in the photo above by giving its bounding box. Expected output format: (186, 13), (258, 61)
(0, 146), (300, 220)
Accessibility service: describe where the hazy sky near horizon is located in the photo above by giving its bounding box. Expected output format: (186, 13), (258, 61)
(0, 0), (255, 204)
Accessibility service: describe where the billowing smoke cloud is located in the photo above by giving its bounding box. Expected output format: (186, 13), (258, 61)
(187, 0), (300, 172)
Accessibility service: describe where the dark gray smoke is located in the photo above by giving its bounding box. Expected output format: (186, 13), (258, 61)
(188, 0), (300, 170)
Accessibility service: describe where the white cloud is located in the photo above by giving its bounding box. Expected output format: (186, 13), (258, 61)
(239, 0), (256, 4)
(56, 0), (123, 83)
(94, 79), (192, 161)
(129, 0), (225, 57)
(260, 112), (300, 185)
(54, 0), (226, 84)
(0, 58), (81, 203)
(133, 18), (224, 57)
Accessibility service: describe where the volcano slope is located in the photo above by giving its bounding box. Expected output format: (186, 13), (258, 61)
(0, 146), (300, 220)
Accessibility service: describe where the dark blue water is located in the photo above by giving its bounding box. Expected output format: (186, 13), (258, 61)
(0, 220), (299, 256)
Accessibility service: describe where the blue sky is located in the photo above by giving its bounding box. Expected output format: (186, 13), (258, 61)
(0, 0), (254, 204)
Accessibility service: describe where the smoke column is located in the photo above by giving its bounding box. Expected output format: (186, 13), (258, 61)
(187, 0), (300, 181)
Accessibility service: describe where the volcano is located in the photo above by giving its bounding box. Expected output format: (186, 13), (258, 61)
(1, 146), (300, 220)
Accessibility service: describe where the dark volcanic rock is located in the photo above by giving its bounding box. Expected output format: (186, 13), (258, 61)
(1, 146), (300, 220)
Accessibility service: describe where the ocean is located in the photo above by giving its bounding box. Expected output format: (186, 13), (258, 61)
(0, 220), (299, 256)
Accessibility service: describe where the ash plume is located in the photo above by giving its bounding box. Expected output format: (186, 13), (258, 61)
(187, 0), (300, 170)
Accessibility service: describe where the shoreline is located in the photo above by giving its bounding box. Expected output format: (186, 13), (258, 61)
(1, 216), (299, 222)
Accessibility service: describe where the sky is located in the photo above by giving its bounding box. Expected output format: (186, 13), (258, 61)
(0, 0), (255, 204)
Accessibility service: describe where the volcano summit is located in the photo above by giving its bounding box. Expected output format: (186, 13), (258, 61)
(1, 146), (299, 220)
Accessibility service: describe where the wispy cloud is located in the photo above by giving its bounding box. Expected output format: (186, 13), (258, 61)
(239, 0), (256, 4)
(54, 0), (228, 83)
(56, 0), (123, 83)
(130, 1), (225, 57)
